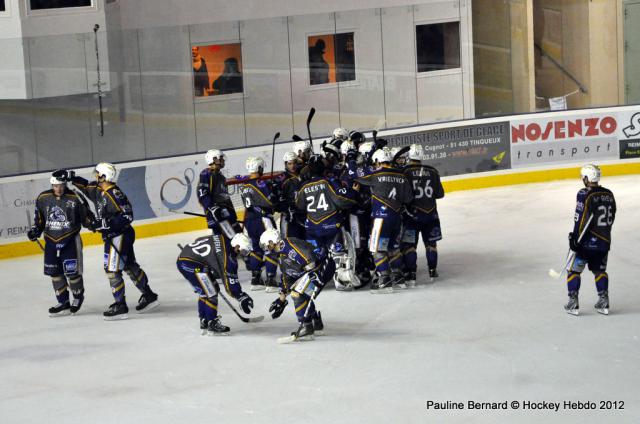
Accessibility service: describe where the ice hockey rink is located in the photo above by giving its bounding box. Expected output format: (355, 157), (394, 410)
(1, 175), (638, 424)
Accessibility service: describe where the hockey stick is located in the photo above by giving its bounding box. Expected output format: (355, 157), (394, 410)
(214, 281), (264, 323)
(26, 210), (45, 252)
(392, 146), (410, 165)
(277, 287), (319, 344)
(549, 214), (594, 279)
(292, 134), (303, 142)
(169, 209), (245, 224)
(270, 132), (280, 177)
(72, 188), (125, 259)
(306, 107), (316, 153)
(93, 24), (105, 137)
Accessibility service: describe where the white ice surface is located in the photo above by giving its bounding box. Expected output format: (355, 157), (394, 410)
(1, 176), (639, 424)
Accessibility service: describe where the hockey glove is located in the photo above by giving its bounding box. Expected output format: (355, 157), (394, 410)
(345, 149), (358, 163)
(27, 228), (40, 242)
(568, 232), (579, 252)
(237, 292), (254, 314)
(208, 206), (231, 222)
(52, 169), (75, 182)
(269, 297), (288, 319)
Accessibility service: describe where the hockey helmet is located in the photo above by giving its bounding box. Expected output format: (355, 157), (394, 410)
(246, 156), (265, 174)
(205, 149), (225, 165)
(259, 229), (282, 252)
(581, 164), (601, 183)
(94, 162), (117, 182)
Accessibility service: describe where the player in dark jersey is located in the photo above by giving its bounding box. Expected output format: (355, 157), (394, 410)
(356, 148), (413, 293)
(401, 144), (445, 286)
(260, 229), (334, 341)
(176, 233), (255, 335)
(66, 163), (159, 320)
(240, 156), (279, 292)
(28, 172), (94, 316)
(197, 149), (240, 240)
(296, 155), (357, 289)
(278, 151), (305, 240)
(564, 164), (616, 316)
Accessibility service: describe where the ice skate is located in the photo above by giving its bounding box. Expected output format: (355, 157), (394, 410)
(370, 275), (393, 294)
(564, 291), (579, 316)
(135, 291), (159, 313)
(312, 311), (324, 336)
(265, 275), (279, 293)
(70, 293), (84, 315)
(429, 268), (438, 282)
(595, 291), (609, 315)
(207, 317), (230, 336)
(200, 318), (209, 335)
(250, 271), (265, 291)
(103, 301), (129, 321)
(49, 301), (71, 317)
(405, 271), (417, 288)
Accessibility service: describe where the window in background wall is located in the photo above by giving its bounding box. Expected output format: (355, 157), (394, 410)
(29, 0), (92, 10)
(308, 32), (355, 85)
(416, 22), (461, 73)
(0, 1), (5, 12)
(191, 43), (243, 98)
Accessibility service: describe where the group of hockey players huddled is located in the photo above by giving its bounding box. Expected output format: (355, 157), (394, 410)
(179, 128), (445, 339)
(29, 127), (616, 342)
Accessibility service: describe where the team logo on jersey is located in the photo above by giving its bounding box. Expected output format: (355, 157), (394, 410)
(63, 259), (78, 274)
(47, 206), (71, 231)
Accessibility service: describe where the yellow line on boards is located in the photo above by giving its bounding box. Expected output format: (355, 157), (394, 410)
(2, 162), (639, 260)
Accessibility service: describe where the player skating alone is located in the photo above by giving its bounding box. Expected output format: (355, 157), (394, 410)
(260, 229), (334, 342)
(65, 164), (159, 319)
(177, 233), (255, 335)
(564, 164), (616, 316)
(356, 148), (413, 293)
(28, 172), (94, 316)
(400, 144), (445, 286)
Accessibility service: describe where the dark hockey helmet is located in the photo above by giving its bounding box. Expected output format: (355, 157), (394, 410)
(348, 131), (366, 146)
(308, 154), (325, 176)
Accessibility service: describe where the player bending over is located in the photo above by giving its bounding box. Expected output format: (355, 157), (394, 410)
(177, 233), (255, 335)
(260, 229), (334, 341)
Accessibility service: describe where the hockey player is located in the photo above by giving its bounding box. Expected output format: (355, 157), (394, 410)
(564, 164), (616, 316)
(64, 164), (159, 320)
(176, 233), (255, 335)
(27, 171), (94, 316)
(278, 151), (305, 239)
(400, 144), (444, 286)
(333, 127), (349, 142)
(197, 149), (241, 239)
(260, 229), (333, 341)
(240, 156), (279, 292)
(356, 148), (413, 293)
(296, 155), (357, 290)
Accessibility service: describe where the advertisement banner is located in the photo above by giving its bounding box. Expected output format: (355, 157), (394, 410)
(617, 110), (640, 159)
(385, 121), (511, 177)
(510, 112), (620, 168)
(0, 141), (294, 244)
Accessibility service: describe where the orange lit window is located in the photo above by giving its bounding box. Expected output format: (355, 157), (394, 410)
(308, 32), (355, 85)
(191, 43), (243, 98)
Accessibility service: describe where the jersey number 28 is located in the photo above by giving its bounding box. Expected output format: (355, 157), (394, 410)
(596, 205), (614, 227)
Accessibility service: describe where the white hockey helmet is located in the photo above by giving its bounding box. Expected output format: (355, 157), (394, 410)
(259, 228), (282, 251)
(246, 156), (265, 173)
(322, 143), (340, 160)
(94, 162), (117, 182)
(340, 140), (356, 155)
(333, 127), (349, 141)
(581, 164), (601, 183)
(283, 151), (297, 163)
(371, 148), (392, 164)
(358, 141), (375, 156)
(205, 149), (225, 165)
(230, 233), (252, 255)
(292, 140), (311, 156)
(50, 174), (66, 185)
(408, 144), (424, 161)
(391, 147), (408, 159)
